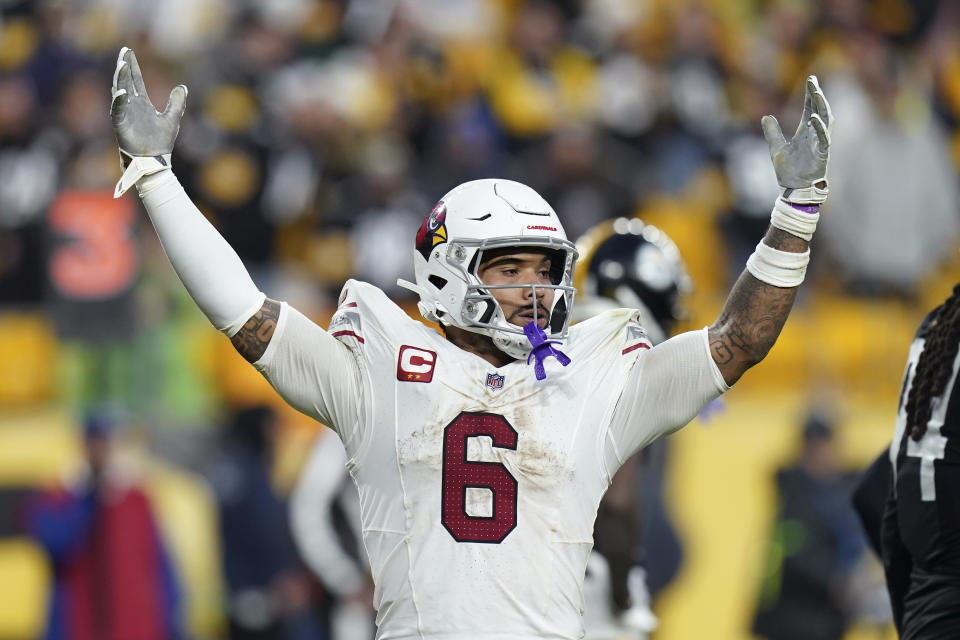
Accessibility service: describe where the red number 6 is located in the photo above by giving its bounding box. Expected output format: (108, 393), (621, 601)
(441, 412), (518, 543)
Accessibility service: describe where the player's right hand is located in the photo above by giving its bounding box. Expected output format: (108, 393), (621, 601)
(110, 47), (188, 197)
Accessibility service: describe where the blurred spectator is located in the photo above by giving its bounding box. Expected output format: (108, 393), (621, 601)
(207, 406), (322, 640)
(343, 135), (428, 296)
(486, 0), (597, 143)
(518, 124), (637, 241)
(851, 447), (892, 559)
(640, 1), (730, 197)
(290, 431), (375, 640)
(0, 72), (55, 304)
(848, 448), (899, 633)
(752, 412), (867, 640)
(719, 74), (784, 283)
(418, 99), (504, 201)
(176, 79), (276, 274)
(24, 411), (185, 640)
(819, 32), (960, 297)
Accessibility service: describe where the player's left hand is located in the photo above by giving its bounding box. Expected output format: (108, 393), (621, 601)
(761, 75), (833, 205)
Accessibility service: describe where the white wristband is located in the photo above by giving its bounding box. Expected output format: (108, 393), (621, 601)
(113, 153), (172, 198)
(746, 241), (809, 287)
(770, 198), (819, 241)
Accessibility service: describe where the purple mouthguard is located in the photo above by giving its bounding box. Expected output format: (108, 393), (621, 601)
(524, 322), (571, 381)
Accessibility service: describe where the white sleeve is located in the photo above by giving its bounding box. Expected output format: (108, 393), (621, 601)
(606, 328), (728, 465)
(289, 434), (366, 596)
(254, 303), (363, 441)
(139, 171), (265, 336)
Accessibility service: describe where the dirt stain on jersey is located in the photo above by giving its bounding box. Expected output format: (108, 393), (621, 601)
(397, 406), (571, 488)
(507, 435), (567, 487)
(397, 415), (447, 469)
(494, 405), (567, 487)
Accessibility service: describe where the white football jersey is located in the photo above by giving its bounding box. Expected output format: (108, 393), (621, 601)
(255, 280), (727, 640)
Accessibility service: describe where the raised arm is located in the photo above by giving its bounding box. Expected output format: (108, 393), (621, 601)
(110, 47), (273, 360)
(708, 76), (832, 386)
(110, 47), (363, 438)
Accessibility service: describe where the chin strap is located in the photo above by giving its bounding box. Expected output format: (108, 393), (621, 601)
(524, 322), (570, 381)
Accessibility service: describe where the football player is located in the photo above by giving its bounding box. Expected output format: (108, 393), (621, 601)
(881, 283), (960, 638)
(574, 219), (691, 639)
(573, 218), (691, 344)
(110, 47), (832, 639)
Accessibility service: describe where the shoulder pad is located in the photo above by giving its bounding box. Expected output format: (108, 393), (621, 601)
(329, 280), (434, 349)
(622, 310), (652, 355)
(329, 281), (366, 346)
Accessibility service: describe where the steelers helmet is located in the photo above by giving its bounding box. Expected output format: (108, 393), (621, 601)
(574, 218), (691, 344)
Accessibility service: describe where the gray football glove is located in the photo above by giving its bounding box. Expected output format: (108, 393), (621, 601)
(110, 47), (188, 197)
(761, 75), (832, 205)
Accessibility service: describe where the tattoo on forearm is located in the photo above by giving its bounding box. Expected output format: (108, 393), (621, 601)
(709, 227), (805, 384)
(231, 298), (281, 363)
(762, 226), (809, 253)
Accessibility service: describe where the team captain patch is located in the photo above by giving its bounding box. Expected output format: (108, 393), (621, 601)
(397, 345), (436, 383)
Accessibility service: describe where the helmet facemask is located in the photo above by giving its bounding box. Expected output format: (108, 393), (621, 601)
(448, 237), (577, 360)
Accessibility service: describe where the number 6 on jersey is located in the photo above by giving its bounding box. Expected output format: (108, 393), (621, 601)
(441, 412), (519, 543)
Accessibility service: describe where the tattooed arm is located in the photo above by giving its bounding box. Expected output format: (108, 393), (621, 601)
(707, 75), (833, 386)
(708, 228), (806, 387)
(231, 298), (281, 363)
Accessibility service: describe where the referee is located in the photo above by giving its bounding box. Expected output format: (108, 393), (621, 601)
(882, 284), (960, 638)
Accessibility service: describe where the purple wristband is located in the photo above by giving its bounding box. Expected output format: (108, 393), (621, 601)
(785, 201), (820, 214)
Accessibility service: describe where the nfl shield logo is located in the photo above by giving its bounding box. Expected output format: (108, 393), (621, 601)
(486, 373), (505, 391)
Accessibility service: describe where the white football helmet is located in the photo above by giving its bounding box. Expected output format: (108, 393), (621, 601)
(398, 179), (578, 360)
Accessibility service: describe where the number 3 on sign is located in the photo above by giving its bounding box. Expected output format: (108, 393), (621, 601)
(48, 191), (139, 300)
(441, 412), (518, 543)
